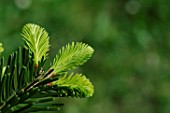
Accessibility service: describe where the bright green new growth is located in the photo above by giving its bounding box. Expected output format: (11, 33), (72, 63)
(21, 23), (94, 97)
(0, 43), (4, 54)
(51, 42), (94, 74)
(0, 23), (94, 113)
(22, 23), (50, 66)
(54, 73), (94, 97)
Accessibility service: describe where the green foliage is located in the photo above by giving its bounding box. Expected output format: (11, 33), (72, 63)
(53, 73), (94, 97)
(0, 43), (4, 54)
(51, 42), (94, 74)
(22, 23), (50, 66)
(0, 24), (94, 113)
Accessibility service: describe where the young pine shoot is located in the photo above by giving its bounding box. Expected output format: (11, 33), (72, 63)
(0, 23), (94, 113)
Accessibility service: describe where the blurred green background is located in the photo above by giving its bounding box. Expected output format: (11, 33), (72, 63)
(0, 0), (170, 113)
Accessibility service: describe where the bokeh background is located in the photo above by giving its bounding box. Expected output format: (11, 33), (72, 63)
(0, 0), (170, 113)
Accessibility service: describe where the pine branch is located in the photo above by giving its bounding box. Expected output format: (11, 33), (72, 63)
(0, 23), (94, 113)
